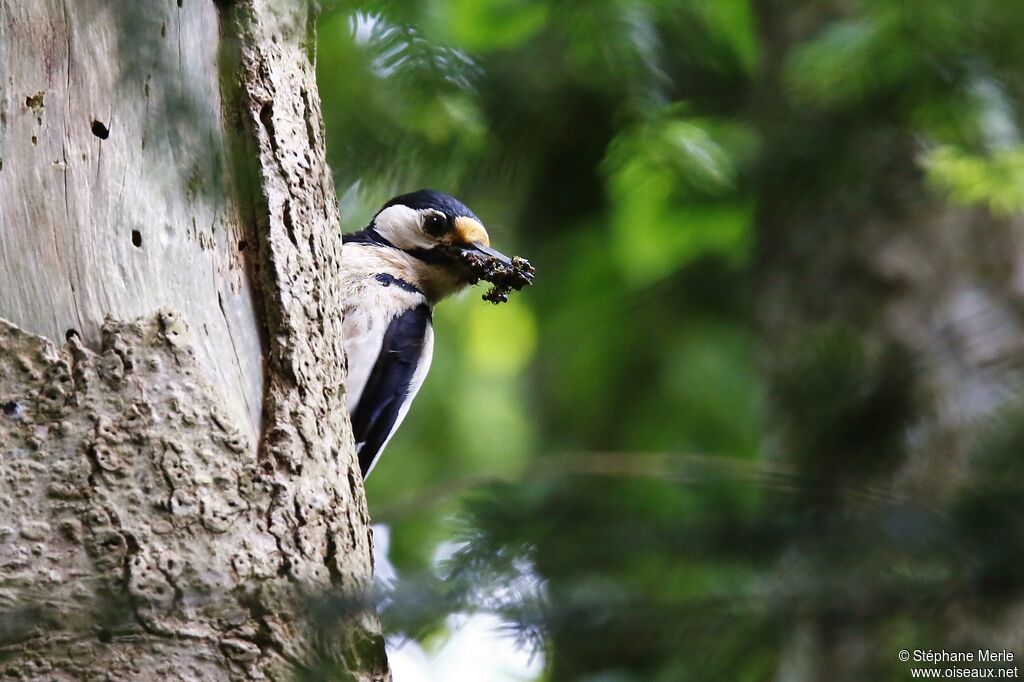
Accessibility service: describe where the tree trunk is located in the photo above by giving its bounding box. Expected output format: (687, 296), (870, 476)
(0, 0), (389, 679)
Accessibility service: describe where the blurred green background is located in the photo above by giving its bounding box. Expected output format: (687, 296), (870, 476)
(316, 1), (1024, 680)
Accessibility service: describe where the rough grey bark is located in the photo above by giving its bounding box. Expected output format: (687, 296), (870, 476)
(0, 0), (264, 443)
(0, 0), (389, 679)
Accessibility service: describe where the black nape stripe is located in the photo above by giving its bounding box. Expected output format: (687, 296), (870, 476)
(343, 227), (393, 247)
(375, 273), (423, 295)
(344, 225), (454, 267)
(404, 247), (453, 265)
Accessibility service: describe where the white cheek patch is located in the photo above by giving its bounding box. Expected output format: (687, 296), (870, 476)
(374, 205), (434, 250)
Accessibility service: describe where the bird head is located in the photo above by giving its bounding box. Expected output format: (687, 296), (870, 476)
(356, 190), (534, 303)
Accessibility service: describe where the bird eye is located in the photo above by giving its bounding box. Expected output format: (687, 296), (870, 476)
(423, 213), (449, 238)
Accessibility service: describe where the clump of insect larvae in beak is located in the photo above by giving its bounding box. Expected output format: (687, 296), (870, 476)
(457, 251), (536, 304)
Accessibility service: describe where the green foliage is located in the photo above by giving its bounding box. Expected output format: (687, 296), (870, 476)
(430, 0), (549, 52)
(770, 326), (915, 484)
(924, 145), (1024, 215)
(316, 0), (1024, 678)
(604, 113), (756, 284)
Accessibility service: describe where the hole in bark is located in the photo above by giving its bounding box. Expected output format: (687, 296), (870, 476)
(302, 89), (317, 150)
(238, 239), (248, 252)
(2, 401), (20, 417)
(65, 329), (79, 341)
(131, 230), (142, 247)
(97, 629), (112, 643)
(260, 103), (273, 129)
(31, 135), (37, 145)
(283, 200), (297, 247)
(91, 120), (109, 139)
(124, 533), (141, 554)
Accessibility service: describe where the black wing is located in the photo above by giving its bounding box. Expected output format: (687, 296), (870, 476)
(351, 304), (432, 477)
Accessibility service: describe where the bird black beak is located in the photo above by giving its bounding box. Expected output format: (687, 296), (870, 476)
(458, 242), (515, 269)
(444, 218), (535, 303)
(449, 240), (536, 304)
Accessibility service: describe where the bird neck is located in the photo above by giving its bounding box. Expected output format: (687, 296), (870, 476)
(343, 241), (467, 303)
